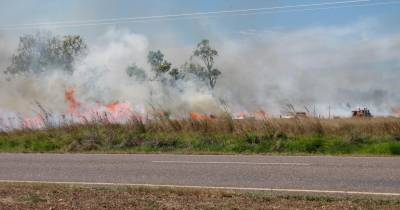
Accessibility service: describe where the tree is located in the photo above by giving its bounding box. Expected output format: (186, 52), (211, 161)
(169, 68), (184, 81)
(61, 35), (87, 72)
(147, 50), (171, 79)
(190, 39), (221, 89)
(5, 32), (87, 75)
(126, 63), (147, 81)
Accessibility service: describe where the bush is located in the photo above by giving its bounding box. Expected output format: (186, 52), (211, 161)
(304, 137), (324, 153)
(325, 139), (354, 154)
(389, 143), (400, 155)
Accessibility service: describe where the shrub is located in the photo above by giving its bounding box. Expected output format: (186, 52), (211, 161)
(304, 137), (324, 153)
(388, 143), (400, 155)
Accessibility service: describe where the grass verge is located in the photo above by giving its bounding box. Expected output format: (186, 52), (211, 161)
(0, 183), (399, 209)
(1, 118), (400, 155)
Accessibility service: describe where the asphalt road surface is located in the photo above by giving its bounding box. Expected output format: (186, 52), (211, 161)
(0, 154), (399, 196)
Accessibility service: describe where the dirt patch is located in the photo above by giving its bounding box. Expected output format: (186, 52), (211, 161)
(0, 183), (399, 209)
(0, 197), (16, 205)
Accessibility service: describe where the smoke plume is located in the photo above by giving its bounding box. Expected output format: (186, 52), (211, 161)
(0, 20), (400, 120)
(0, 34), (11, 71)
(214, 22), (400, 116)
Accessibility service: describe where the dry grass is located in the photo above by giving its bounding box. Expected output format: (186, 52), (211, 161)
(0, 183), (399, 209)
(1, 117), (400, 155)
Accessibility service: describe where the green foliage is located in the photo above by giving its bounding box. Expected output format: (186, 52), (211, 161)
(359, 142), (400, 155)
(1, 128), (399, 155)
(6, 32), (87, 74)
(142, 40), (222, 87)
(193, 40), (218, 65)
(325, 139), (355, 154)
(169, 68), (184, 81)
(147, 50), (164, 67)
(285, 136), (325, 153)
(183, 62), (204, 78)
(158, 61), (172, 74)
(147, 50), (171, 78)
(126, 63), (147, 81)
(389, 143), (400, 155)
(189, 39), (221, 89)
(61, 35), (87, 71)
(1, 118), (400, 155)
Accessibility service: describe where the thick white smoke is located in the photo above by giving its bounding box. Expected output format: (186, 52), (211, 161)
(213, 22), (400, 116)
(0, 20), (400, 119)
(0, 29), (220, 119)
(0, 34), (11, 72)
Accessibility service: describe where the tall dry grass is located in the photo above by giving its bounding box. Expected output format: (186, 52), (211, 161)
(136, 116), (400, 138)
(1, 115), (400, 155)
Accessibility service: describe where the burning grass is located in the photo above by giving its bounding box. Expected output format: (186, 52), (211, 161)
(1, 117), (400, 155)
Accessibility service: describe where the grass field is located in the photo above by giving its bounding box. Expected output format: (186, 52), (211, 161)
(1, 117), (400, 155)
(0, 183), (399, 209)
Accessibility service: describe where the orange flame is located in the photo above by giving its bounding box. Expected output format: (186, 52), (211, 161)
(105, 102), (134, 123)
(106, 101), (120, 112)
(63, 89), (138, 123)
(65, 89), (80, 113)
(238, 112), (247, 119)
(234, 109), (268, 120)
(189, 112), (213, 121)
(254, 109), (268, 120)
(23, 115), (44, 129)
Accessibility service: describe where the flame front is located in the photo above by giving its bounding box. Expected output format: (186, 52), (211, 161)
(189, 112), (213, 121)
(65, 89), (80, 113)
(0, 89), (273, 132)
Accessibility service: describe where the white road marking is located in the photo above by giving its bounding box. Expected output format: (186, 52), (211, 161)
(151, 160), (311, 166)
(0, 180), (399, 196)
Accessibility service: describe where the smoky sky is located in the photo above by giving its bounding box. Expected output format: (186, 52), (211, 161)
(0, 20), (399, 117)
(213, 22), (400, 116)
(0, 34), (11, 71)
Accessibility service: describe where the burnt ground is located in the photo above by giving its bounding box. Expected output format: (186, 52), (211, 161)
(0, 183), (399, 210)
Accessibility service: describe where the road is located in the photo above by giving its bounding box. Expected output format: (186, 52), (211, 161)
(0, 154), (399, 196)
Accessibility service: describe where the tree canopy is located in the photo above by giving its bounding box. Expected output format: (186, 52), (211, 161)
(5, 33), (87, 75)
(147, 50), (171, 79)
(126, 63), (147, 81)
(143, 40), (221, 89)
(190, 39), (221, 89)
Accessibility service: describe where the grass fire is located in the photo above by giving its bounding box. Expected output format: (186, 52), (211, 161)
(0, 31), (399, 155)
(0, 87), (400, 155)
(2, 2), (400, 209)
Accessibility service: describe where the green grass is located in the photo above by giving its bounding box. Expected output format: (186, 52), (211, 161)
(1, 119), (400, 155)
